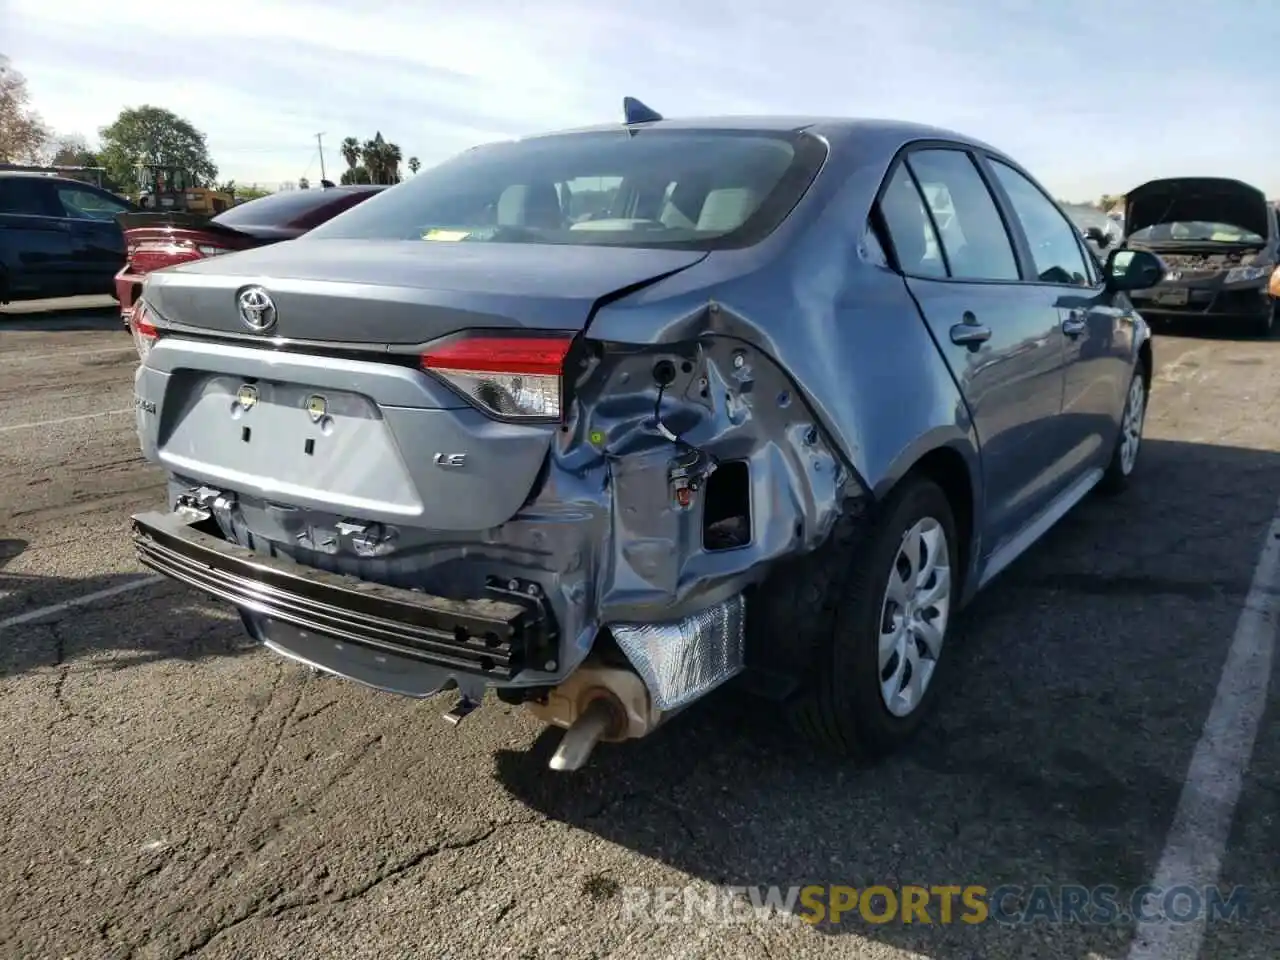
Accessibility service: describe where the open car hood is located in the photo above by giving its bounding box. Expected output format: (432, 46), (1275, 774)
(1124, 177), (1271, 240)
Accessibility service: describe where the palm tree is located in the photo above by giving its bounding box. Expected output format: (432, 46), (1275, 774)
(362, 135), (383, 184)
(340, 137), (360, 172)
(408, 156), (420, 175)
(383, 141), (403, 184)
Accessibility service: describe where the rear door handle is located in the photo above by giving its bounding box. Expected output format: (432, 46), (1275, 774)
(950, 316), (992, 347)
(1062, 311), (1087, 337)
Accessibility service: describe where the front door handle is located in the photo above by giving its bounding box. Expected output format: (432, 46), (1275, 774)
(1062, 311), (1087, 337)
(950, 317), (992, 348)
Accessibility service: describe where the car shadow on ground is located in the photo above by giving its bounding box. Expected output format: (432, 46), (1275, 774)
(494, 437), (1280, 957)
(0, 303), (123, 333)
(0, 570), (256, 678)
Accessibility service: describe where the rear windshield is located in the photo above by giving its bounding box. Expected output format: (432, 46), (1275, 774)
(305, 128), (827, 250)
(1128, 220), (1264, 243)
(214, 189), (365, 229)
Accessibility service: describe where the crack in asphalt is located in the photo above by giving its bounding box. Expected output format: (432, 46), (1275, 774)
(197, 673), (308, 894)
(169, 818), (542, 960)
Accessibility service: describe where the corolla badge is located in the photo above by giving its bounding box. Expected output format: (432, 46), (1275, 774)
(237, 286), (277, 332)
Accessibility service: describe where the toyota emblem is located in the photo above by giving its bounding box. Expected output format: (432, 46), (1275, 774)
(237, 286), (277, 332)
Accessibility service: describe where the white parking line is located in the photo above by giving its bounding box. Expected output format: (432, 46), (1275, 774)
(0, 408), (132, 433)
(0, 575), (163, 632)
(1127, 501), (1280, 960)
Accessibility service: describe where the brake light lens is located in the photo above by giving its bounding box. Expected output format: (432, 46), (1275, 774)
(126, 238), (233, 275)
(421, 334), (574, 420)
(129, 301), (160, 362)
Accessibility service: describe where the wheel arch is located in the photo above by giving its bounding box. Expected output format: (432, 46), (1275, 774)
(875, 434), (983, 603)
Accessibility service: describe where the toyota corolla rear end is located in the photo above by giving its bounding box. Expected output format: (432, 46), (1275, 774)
(1121, 177), (1279, 335)
(127, 123), (847, 770)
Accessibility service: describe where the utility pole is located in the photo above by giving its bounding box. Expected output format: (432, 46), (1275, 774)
(315, 132), (327, 183)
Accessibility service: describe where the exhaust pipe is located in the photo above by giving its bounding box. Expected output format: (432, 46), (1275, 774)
(524, 661), (664, 771)
(549, 698), (619, 771)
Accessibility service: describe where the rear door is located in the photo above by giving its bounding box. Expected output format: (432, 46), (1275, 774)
(50, 181), (133, 293)
(0, 177), (77, 298)
(876, 147), (1069, 553)
(983, 158), (1132, 485)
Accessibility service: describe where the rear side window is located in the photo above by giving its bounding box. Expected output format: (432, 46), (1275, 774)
(904, 150), (1020, 281)
(876, 165), (947, 278)
(305, 129), (828, 251)
(988, 160), (1091, 286)
(55, 184), (132, 221)
(0, 178), (53, 216)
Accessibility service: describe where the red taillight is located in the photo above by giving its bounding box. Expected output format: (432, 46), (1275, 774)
(126, 236), (234, 275)
(421, 334), (574, 420)
(129, 301), (160, 361)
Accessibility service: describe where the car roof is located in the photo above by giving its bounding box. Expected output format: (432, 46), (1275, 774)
(519, 115), (1001, 152)
(0, 171), (107, 188)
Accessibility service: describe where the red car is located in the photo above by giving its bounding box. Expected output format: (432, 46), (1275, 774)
(114, 183), (385, 324)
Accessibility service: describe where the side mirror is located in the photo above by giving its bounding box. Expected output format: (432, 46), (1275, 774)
(1106, 249), (1165, 291)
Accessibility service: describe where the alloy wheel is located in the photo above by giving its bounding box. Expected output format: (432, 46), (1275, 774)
(1119, 374), (1146, 476)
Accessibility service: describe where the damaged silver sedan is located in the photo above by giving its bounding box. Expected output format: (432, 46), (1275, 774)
(127, 102), (1163, 770)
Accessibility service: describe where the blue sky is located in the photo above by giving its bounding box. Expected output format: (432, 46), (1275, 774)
(3, 0), (1276, 199)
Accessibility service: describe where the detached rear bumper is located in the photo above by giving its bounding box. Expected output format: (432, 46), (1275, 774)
(131, 510), (558, 684)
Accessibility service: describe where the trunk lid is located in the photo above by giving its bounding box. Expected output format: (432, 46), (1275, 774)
(118, 211), (266, 278)
(1124, 177), (1272, 242)
(142, 238), (709, 343)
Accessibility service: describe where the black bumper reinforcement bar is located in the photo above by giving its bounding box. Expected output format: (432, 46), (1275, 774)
(131, 510), (553, 680)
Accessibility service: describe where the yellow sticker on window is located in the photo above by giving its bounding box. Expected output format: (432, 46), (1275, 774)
(422, 229), (471, 241)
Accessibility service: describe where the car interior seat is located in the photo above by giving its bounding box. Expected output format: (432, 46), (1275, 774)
(496, 182), (565, 230)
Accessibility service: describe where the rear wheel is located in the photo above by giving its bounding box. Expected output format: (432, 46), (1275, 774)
(1097, 359), (1148, 496)
(753, 476), (961, 760)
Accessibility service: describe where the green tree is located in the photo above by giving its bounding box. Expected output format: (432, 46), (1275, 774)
(382, 140), (402, 184)
(0, 56), (49, 163)
(340, 136), (360, 171)
(47, 134), (97, 166)
(98, 105), (218, 192)
(408, 156), (420, 174)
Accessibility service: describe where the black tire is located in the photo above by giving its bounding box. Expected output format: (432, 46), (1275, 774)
(749, 476), (961, 761)
(1248, 300), (1276, 339)
(1097, 357), (1149, 496)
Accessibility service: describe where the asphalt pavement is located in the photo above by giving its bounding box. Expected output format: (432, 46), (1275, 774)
(1, 296), (1277, 960)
